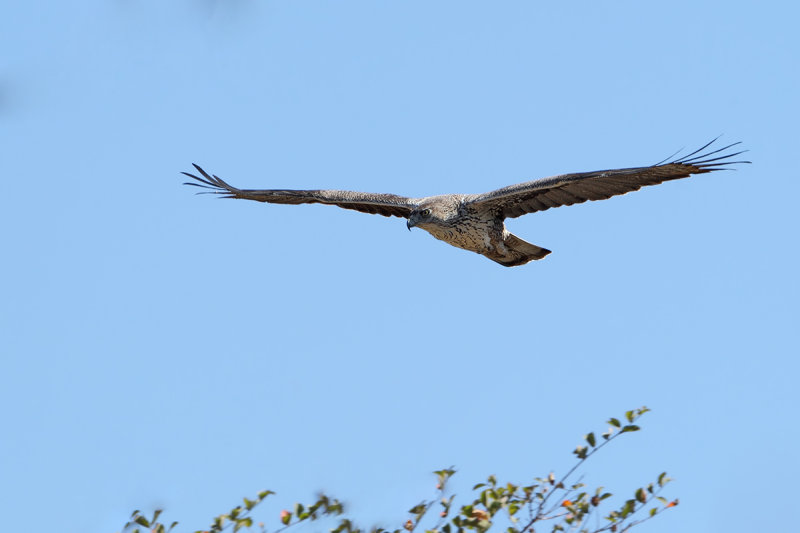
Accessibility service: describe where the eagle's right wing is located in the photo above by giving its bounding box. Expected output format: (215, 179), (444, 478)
(467, 139), (749, 219)
(183, 164), (417, 219)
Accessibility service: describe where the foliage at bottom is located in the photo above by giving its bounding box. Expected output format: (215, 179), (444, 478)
(121, 407), (677, 533)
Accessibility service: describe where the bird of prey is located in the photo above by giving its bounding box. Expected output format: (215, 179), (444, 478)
(183, 139), (748, 267)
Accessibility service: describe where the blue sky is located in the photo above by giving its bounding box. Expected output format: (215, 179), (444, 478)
(2, 1), (798, 532)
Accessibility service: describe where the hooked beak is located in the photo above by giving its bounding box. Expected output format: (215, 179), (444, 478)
(407, 217), (415, 231)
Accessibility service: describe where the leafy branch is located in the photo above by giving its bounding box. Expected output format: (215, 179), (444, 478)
(120, 407), (677, 533)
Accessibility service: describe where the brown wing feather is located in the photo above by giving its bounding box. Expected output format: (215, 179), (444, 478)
(183, 164), (417, 219)
(468, 139), (750, 219)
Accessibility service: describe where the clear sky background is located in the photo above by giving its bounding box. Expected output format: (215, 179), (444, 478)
(2, 2), (798, 532)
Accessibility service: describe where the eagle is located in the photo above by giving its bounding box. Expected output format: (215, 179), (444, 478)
(184, 139), (748, 267)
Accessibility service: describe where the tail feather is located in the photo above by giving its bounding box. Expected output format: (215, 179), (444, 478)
(489, 233), (551, 267)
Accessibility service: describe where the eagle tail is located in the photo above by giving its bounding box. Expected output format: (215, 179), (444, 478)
(490, 234), (551, 267)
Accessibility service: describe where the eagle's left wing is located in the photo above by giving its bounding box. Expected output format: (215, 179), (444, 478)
(467, 139), (749, 219)
(183, 164), (417, 218)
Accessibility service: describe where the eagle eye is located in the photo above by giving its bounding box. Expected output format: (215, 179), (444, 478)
(420, 208), (431, 217)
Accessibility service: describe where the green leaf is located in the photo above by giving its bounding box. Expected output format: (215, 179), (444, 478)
(473, 483), (486, 490)
(585, 433), (596, 447)
(621, 425), (640, 433)
(650, 508), (657, 517)
(625, 411), (634, 423)
(135, 516), (150, 527)
(258, 490), (275, 500)
(620, 500), (635, 518)
(608, 418), (621, 428)
(635, 488), (647, 503)
(435, 468), (456, 483)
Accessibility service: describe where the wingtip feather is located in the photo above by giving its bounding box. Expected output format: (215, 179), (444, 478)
(658, 137), (750, 172)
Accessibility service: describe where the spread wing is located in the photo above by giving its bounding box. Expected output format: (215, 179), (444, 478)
(467, 139), (749, 219)
(183, 164), (417, 218)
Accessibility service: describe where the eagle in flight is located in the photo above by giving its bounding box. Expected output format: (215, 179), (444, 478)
(184, 139), (748, 267)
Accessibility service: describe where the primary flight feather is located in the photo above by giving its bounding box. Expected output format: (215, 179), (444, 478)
(183, 138), (748, 267)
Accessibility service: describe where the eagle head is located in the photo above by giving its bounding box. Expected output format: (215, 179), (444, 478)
(407, 196), (460, 231)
